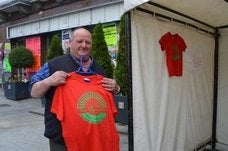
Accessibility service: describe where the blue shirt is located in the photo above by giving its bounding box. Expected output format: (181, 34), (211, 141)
(28, 63), (49, 93)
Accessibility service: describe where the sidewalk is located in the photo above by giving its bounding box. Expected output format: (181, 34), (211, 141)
(0, 88), (128, 151)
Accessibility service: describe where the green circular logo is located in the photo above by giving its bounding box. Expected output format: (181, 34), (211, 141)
(77, 91), (107, 124)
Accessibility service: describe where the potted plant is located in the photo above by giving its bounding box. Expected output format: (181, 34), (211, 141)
(4, 46), (34, 100)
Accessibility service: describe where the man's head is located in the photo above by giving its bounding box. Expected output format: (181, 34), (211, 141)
(69, 28), (92, 60)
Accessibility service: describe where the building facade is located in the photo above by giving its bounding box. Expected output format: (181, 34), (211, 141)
(0, 0), (124, 80)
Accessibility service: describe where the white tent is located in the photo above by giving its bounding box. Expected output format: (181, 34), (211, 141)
(123, 0), (228, 151)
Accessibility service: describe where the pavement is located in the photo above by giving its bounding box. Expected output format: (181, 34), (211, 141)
(0, 88), (128, 151)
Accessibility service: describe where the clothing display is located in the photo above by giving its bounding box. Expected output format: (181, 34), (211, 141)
(159, 32), (187, 76)
(51, 72), (119, 151)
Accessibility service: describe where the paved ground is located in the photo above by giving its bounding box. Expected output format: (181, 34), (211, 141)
(0, 88), (128, 151)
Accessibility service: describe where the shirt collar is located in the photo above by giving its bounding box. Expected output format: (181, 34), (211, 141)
(70, 54), (93, 67)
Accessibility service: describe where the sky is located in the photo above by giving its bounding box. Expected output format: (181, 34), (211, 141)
(0, 0), (31, 5)
(0, 0), (12, 5)
(0, 0), (30, 6)
(0, 0), (9, 3)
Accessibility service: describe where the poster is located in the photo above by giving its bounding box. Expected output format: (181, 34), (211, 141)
(62, 29), (72, 54)
(103, 24), (118, 66)
(26, 36), (41, 73)
(3, 43), (11, 72)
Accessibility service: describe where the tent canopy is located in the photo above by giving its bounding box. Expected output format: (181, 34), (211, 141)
(124, 0), (228, 150)
(124, 0), (228, 28)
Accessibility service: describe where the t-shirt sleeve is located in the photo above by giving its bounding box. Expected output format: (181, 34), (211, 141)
(108, 93), (118, 117)
(159, 33), (168, 51)
(51, 86), (64, 121)
(179, 37), (187, 52)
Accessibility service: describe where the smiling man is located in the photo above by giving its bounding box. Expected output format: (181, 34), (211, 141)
(28, 28), (120, 151)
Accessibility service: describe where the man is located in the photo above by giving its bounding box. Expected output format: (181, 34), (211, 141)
(28, 28), (120, 151)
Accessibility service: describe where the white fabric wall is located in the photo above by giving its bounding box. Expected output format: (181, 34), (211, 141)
(217, 28), (228, 150)
(131, 11), (214, 151)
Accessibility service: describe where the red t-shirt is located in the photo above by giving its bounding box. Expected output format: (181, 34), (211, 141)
(51, 72), (119, 151)
(159, 32), (187, 76)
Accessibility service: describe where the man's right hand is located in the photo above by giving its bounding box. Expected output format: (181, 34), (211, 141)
(46, 71), (70, 86)
(30, 71), (70, 98)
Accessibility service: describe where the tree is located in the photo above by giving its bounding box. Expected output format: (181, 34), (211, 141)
(8, 46), (34, 81)
(92, 23), (113, 78)
(114, 15), (128, 96)
(46, 34), (63, 61)
(42, 34), (63, 104)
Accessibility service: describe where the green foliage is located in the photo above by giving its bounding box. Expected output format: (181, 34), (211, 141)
(8, 46), (34, 82)
(9, 46), (34, 68)
(114, 15), (128, 96)
(46, 34), (63, 61)
(92, 23), (113, 78)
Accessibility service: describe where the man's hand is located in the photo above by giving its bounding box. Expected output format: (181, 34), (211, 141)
(30, 71), (70, 98)
(102, 77), (120, 94)
(46, 71), (70, 86)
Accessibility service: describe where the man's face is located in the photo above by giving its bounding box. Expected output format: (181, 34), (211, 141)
(69, 29), (92, 59)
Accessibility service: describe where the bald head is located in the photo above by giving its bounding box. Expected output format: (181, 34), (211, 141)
(71, 28), (92, 40)
(69, 27), (92, 59)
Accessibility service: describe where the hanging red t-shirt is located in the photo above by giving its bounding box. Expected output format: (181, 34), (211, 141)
(51, 72), (119, 151)
(159, 32), (187, 76)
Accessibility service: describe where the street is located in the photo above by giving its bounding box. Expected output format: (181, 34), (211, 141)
(0, 88), (128, 151)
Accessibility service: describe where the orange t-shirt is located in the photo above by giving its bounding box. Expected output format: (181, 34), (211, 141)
(51, 72), (119, 151)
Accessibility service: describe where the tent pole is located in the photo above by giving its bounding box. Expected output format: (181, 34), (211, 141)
(218, 25), (228, 29)
(125, 12), (134, 151)
(211, 28), (220, 149)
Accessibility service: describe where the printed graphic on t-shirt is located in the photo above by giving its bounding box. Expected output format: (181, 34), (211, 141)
(171, 45), (180, 61)
(77, 91), (107, 124)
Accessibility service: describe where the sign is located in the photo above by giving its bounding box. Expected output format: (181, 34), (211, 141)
(62, 29), (72, 54)
(3, 43), (11, 72)
(103, 24), (118, 67)
(103, 24), (117, 48)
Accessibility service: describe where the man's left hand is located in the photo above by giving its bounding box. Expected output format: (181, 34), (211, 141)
(102, 77), (120, 94)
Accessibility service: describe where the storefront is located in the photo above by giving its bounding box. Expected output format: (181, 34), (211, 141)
(0, 0), (124, 80)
